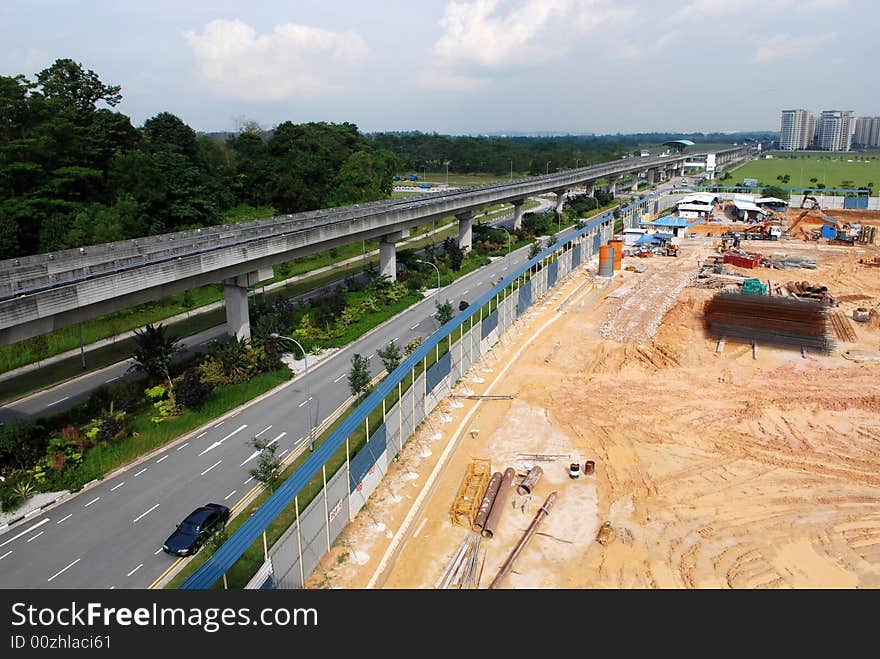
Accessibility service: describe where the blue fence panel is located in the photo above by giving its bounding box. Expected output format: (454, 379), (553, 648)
(547, 260), (559, 288)
(426, 351), (451, 393)
(844, 196), (868, 210)
(572, 243), (582, 266)
(481, 309), (498, 339)
(517, 281), (533, 316)
(593, 231), (601, 253)
(348, 423), (387, 493)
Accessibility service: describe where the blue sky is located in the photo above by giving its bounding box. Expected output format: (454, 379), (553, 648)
(2, 0), (876, 134)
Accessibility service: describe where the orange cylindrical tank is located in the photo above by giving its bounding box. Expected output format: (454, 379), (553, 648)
(609, 239), (624, 271)
(598, 244), (614, 276)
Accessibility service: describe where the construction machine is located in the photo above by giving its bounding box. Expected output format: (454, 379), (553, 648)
(665, 243), (680, 257)
(742, 221), (782, 240)
(787, 195), (822, 237)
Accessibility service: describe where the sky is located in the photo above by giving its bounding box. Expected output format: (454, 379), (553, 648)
(2, 0), (877, 135)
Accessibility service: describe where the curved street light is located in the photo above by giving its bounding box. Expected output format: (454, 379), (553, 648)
(415, 259), (441, 296)
(270, 333), (314, 452)
(496, 225), (512, 258)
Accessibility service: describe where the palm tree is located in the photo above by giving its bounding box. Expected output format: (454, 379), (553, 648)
(130, 323), (181, 404)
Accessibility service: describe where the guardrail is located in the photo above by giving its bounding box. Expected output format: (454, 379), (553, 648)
(179, 190), (663, 589)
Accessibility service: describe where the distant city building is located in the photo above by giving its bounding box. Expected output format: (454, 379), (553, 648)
(853, 117), (880, 148)
(779, 109), (815, 150)
(816, 110), (854, 151)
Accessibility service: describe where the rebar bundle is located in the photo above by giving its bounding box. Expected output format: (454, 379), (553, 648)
(435, 532), (482, 589)
(703, 292), (835, 353)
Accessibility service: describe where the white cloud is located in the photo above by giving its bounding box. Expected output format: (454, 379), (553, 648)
(183, 19), (368, 101)
(432, 0), (632, 70)
(416, 69), (488, 92)
(752, 31), (837, 63)
(672, 0), (848, 22)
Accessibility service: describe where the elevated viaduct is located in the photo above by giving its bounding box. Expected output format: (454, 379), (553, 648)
(0, 147), (747, 344)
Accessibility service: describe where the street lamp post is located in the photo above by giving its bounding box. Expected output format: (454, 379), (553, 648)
(509, 159), (513, 181)
(497, 226), (511, 258)
(546, 161), (551, 175)
(415, 259), (441, 296)
(270, 333), (314, 452)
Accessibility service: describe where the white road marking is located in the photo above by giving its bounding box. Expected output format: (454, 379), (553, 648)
(133, 504), (159, 523)
(240, 432), (286, 467)
(476, 280), (483, 285)
(127, 563), (143, 577)
(105, 377), (119, 383)
(0, 518), (50, 548)
(26, 531), (44, 542)
(214, 421), (225, 428)
(46, 396), (69, 407)
(368, 353), (374, 359)
(56, 514), (72, 524)
(176, 442), (189, 451)
(134, 468), (148, 477)
(201, 460), (222, 476)
(47, 558), (81, 582)
(410, 323), (420, 330)
(198, 424), (248, 456)
(156, 455), (168, 463)
(154, 548), (164, 555)
(462, 290), (469, 295)
(298, 397), (311, 408)
(278, 449), (289, 457)
(244, 476), (254, 485)
(0, 550), (11, 561)
(84, 497), (100, 508)
(333, 374), (346, 383)
(255, 425), (272, 438)
(110, 482), (125, 492)
(196, 432), (207, 439)
(392, 337), (399, 343)
(224, 490), (237, 501)
(24, 508), (42, 518)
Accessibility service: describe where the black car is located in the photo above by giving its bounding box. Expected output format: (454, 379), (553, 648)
(162, 503), (230, 556)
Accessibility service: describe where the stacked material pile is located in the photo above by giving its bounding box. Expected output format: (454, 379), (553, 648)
(435, 532), (483, 589)
(703, 292), (835, 353)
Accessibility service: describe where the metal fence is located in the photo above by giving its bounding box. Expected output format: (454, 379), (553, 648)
(183, 192), (661, 590)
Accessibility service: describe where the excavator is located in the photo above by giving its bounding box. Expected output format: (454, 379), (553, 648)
(786, 195), (822, 238)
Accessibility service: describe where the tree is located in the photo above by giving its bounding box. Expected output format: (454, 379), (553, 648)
(761, 185), (790, 201)
(348, 353), (372, 399)
(130, 323), (181, 403)
(529, 240), (542, 259)
(35, 59), (122, 112)
(434, 299), (454, 326)
(248, 436), (283, 492)
(377, 340), (402, 374)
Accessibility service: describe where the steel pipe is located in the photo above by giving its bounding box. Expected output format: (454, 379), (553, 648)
(488, 491), (558, 589)
(474, 471), (503, 532)
(482, 467), (515, 539)
(517, 465), (543, 495)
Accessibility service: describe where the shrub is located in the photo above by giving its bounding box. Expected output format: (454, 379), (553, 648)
(174, 368), (213, 410)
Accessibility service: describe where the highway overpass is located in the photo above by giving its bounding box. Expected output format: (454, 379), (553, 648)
(0, 146), (747, 345)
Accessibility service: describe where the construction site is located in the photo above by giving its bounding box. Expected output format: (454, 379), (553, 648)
(305, 200), (880, 590)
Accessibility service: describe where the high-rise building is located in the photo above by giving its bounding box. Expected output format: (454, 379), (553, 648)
(779, 109), (814, 150)
(817, 110), (854, 151)
(853, 117), (880, 148)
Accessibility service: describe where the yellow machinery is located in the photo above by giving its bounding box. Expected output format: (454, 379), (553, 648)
(451, 458), (492, 529)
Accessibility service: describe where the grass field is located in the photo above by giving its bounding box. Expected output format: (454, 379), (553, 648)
(724, 152), (880, 191)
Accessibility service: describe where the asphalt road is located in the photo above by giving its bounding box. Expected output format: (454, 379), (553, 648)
(0, 221), (567, 589)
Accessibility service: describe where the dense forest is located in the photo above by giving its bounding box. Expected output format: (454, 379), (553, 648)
(0, 59), (400, 259)
(1, 58), (771, 260)
(367, 131), (773, 176)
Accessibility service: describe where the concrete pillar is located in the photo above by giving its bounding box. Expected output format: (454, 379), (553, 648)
(223, 267), (273, 341)
(608, 176), (618, 196)
(586, 181), (596, 197)
(379, 229), (409, 281)
(647, 169), (656, 185)
(554, 190), (566, 217)
(512, 199), (526, 231)
(457, 211), (474, 253)
(631, 174), (641, 192)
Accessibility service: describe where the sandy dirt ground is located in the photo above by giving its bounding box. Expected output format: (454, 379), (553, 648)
(307, 222), (880, 590)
